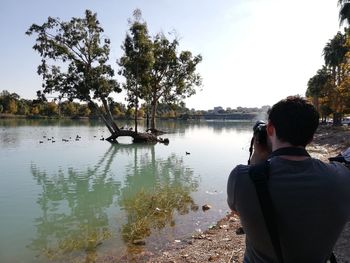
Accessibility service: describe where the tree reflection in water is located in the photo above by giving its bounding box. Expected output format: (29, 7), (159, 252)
(119, 145), (199, 246)
(28, 145), (121, 262)
(28, 143), (199, 262)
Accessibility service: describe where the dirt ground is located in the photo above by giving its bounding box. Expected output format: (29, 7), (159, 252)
(143, 125), (350, 263)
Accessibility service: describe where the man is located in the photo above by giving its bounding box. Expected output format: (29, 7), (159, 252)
(227, 96), (350, 262)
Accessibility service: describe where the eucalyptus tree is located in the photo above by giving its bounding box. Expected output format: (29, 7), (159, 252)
(119, 10), (202, 131)
(118, 9), (154, 133)
(26, 10), (159, 142)
(147, 34), (202, 130)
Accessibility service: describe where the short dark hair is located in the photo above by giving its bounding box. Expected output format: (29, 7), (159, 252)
(268, 96), (319, 147)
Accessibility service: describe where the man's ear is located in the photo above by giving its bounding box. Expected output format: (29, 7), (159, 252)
(267, 121), (274, 136)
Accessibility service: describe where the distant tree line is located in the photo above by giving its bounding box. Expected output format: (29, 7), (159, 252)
(306, 1), (350, 125)
(0, 89), (265, 120)
(0, 89), (191, 119)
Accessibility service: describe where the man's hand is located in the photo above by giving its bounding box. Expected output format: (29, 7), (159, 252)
(250, 136), (271, 165)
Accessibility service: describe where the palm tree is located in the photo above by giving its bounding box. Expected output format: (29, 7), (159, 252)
(338, 0), (350, 25)
(323, 32), (347, 69)
(323, 32), (348, 125)
(306, 66), (332, 112)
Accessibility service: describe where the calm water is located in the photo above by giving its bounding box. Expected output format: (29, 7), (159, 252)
(0, 119), (253, 262)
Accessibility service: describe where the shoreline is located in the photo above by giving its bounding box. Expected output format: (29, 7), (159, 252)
(137, 125), (350, 263)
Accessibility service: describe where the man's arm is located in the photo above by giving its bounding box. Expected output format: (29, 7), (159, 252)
(227, 166), (241, 214)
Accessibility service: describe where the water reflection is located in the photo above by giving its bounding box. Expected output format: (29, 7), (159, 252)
(119, 145), (199, 245)
(28, 146), (121, 262)
(156, 119), (253, 135)
(28, 143), (199, 262)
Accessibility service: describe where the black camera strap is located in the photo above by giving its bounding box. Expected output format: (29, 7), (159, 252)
(268, 147), (310, 159)
(249, 147), (337, 263)
(249, 159), (284, 262)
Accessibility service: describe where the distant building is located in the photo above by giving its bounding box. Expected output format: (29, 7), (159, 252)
(213, 106), (224, 114)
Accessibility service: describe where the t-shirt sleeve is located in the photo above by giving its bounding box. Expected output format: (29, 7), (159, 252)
(227, 165), (241, 212)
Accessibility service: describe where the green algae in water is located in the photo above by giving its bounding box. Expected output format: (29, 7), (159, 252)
(120, 184), (197, 243)
(39, 229), (111, 261)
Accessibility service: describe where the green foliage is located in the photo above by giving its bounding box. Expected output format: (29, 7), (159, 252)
(307, 28), (350, 123)
(0, 90), (127, 118)
(118, 10), (154, 105)
(120, 184), (195, 243)
(323, 32), (347, 68)
(0, 90), (20, 114)
(7, 99), (17, 114)
(17, 100), (30, 115)
(45, 101), (59, 116)
(125, 107), (135, 119)
(25, 9), (203, 133)
(119, 9), (202, 129)
(306, 66), (332, 98)
(338, 0), (350, 25)
(78, 104), (91, 117)
(61, 101), (77, 116)
(31, 106), (40, 115)
(26, 10), (121, 102)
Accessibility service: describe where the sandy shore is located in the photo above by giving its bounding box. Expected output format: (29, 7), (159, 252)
(141, 125), (350, 263)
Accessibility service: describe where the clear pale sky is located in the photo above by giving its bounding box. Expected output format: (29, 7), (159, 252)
(0, 0), (342, 110)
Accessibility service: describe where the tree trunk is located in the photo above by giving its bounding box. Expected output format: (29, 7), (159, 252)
(312, 95), (319, 112)
(146, 112), (150, 130)
(106, 129), (159, 143)
(134, 100), (138, 134)
(101, 97), (119, 132)
(146, 104), (150, 130)
(151, 100), (157, 130)
(90, 99), (167, 144)
(333, 112), (342, 126)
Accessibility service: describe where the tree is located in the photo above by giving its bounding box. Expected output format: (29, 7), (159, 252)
(339, 0), (350, 25)
(323, 31), (349, 125)
(119, 9), (154, 132)
(147, 34), (202, 130)
(31, 106), (40, 115)
(26, 10), (157, 143)
(119, 10), (202, 131)
(17, 99), (30, 115)
(78, 104), (91, 117)
(46, 101), (59, 116)
(8, 99), (18, 114)
(61, 101), (77, 116)
(0, 90), (20, 114)
(306, 66), (332, 112)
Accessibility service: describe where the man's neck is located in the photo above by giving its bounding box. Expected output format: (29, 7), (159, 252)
(272, 142), (309, 161)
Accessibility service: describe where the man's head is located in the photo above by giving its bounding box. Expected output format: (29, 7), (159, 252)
(267, 96), (319, 147)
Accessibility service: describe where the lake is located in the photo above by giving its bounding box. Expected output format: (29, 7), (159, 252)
(0, 119), (254, 262)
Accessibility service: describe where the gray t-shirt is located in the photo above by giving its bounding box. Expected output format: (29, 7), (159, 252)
(227, 157), (350, 263)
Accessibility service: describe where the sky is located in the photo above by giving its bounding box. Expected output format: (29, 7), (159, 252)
(0, 0), (342, 110)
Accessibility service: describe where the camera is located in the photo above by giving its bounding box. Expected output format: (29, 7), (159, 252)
(247, 120), (268, 164)
(253, 120), (267, 145)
